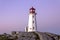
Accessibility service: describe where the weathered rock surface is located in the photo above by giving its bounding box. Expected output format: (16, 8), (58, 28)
(11, 31), (60, 40)
(0, 32), (59, 40)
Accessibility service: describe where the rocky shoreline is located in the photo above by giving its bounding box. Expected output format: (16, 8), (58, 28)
(0, 31), (60, 40)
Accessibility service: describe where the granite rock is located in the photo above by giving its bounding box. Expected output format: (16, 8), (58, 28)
(10, 31), (60, 40)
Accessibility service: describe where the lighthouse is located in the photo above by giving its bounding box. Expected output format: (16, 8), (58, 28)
(25, 7), (37, 32)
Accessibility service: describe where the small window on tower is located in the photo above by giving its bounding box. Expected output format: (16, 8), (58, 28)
(33, 27), (34, 29)
(33, 16), (34, 18)
(33, 21), (34, 23)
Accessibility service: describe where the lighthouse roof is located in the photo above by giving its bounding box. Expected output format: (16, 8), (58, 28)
(30, 7), (35, 10)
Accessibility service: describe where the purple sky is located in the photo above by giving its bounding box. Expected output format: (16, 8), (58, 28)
(0, 0), (60, 34)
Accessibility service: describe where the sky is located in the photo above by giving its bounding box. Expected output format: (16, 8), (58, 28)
(0, 0), (60, 34)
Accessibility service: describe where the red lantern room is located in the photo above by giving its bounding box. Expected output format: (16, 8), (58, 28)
(29, 7), (35, 13)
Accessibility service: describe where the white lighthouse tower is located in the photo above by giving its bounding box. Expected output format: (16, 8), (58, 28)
(25, 7), (37, 32)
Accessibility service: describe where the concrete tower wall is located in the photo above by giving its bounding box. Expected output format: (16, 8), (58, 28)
(28, 13), (36, 32)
